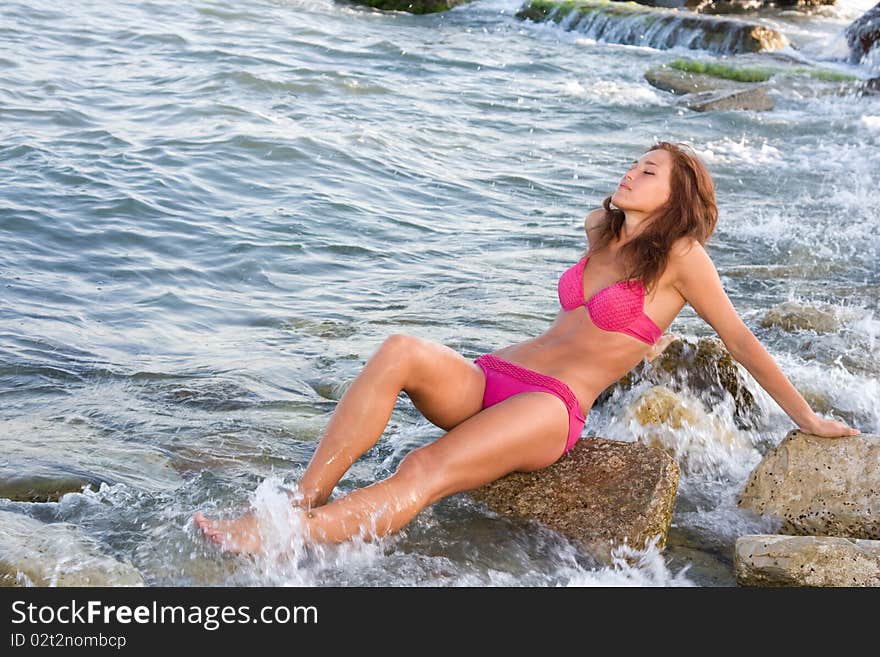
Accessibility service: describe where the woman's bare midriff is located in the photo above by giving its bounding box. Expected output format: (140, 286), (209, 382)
(489, 310), (654, 417)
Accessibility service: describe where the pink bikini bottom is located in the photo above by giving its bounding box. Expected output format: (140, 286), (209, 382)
(473, 353), (586, 456)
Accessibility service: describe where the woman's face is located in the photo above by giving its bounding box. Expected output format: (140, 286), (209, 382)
(611, 149), (673, 217)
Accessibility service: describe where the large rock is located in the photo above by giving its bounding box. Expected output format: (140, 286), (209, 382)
(0, 511), (144, 586)
(600, 335), (762, 431)
(735, 534), (880, 586)
(516, 0), (789, 55)
(737, 430), (880, 539)
(344, 0), (472, 12)
(845, 2), (880, 66)
(469, 437), (680, 563)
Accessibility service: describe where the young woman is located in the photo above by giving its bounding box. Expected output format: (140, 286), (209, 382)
(194, 141), (860, 554)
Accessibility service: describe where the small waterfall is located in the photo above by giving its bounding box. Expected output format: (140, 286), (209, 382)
(517, 0), (790, 54)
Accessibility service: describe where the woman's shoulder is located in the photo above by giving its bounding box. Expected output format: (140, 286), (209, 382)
(666, 237), (715, 291)
(584, 207), (605, 233)
(668, 236), (702, 261)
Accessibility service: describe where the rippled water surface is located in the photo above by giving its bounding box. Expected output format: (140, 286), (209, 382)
(2, 0), (878, 586)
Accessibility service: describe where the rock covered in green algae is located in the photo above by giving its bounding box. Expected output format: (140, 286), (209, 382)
(469, 437), (679, 564)
(644, 61), (775, 109)
(738, 430), (880, 540)
(644, 59), (862, 110)
(735, 534), (880, 587)
(515, 0), (789, 54)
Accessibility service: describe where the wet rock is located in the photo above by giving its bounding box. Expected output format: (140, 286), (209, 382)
(759, 300), (840, 333)
(0, 474), (102, 503)
(738, 430), (880, 539)
(735, 534), (880, 586)
(601, 335), (762, 431)
(0, 510), (144, 586)
(625, 0), (834, 12)
(677, 84), (774, 111)
(344, 0), (472, 12)
(644, 66), (735, 95)
(516, 0), (789, 55)
(469, 437), (679, 564)
(845, 2), (880, 65)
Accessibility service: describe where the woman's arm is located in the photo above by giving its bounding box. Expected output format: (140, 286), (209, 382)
(672, 240), (860, 438)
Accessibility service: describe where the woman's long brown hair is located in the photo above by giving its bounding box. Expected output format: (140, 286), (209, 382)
(588, 141), (718, 297)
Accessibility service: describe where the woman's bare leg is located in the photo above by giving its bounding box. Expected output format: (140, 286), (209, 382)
(194, 334), (487, 549)
(196, 391), (571, 553)
(296, 333), (488, 507)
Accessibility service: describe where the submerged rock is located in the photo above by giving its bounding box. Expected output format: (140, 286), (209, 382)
(738, 430), (880, 539)
(845, 2), (880, 66)
(516, 0), (789, 54)
(735, 534), (880, 586)
(0, 511), (144, 586)
(343, 0), (472, 12)
(0, 417), (183, 502)
(469, 437), (679, 564)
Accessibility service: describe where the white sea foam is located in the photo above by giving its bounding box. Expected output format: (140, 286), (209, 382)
(561, 78), (665, 105)
(694, 137), (784, 166)
(561, 536), (696, 587)
(591, 381), (763, 482)
(761, 351), (880, 434)
(240, 476), (413, 586)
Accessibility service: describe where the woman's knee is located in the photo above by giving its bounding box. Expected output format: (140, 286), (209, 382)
(365, 333), (418, 380)
(393, 447), (441, 504)
(375, 333), (419, 365)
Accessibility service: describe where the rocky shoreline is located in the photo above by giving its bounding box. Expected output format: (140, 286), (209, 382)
(342, 0), (880, 109)
(469, 334), (878, 586)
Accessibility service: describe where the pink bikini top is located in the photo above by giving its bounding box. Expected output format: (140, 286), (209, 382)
(557, 254), (662, 346)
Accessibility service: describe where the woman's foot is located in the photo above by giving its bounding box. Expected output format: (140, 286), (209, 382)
(193, 510), (263, 554)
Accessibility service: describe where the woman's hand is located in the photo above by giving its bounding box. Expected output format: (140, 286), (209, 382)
(798, 414), (861, 438)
